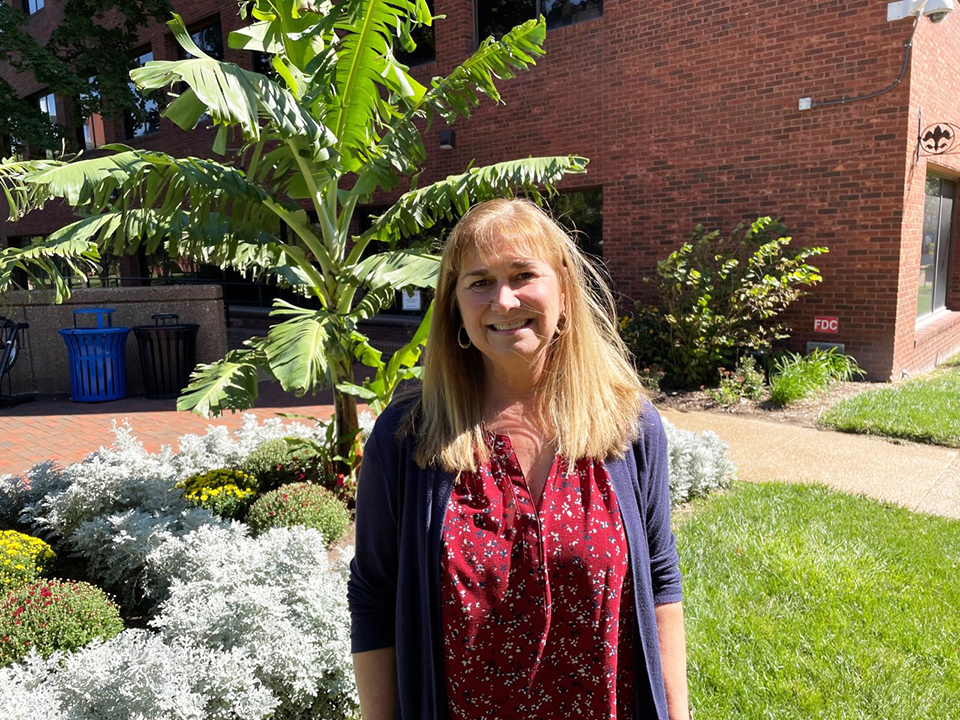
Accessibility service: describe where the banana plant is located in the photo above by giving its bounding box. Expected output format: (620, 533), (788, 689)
(0, 160), (100, 302)
(1, 0), (587, 465)
(338, 300), (433, 415)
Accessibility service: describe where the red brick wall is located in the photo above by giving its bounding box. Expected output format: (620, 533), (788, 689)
(894, 16), (960, 378)
(407, 0), (947, 380)
(7, 0), (960, 380)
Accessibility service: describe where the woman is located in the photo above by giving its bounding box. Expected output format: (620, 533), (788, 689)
(348, 198), (689, 720)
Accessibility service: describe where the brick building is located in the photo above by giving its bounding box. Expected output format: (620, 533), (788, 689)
(4, 0), (960, 380)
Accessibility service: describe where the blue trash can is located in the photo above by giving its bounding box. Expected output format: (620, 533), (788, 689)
(59, 308), (131, 402)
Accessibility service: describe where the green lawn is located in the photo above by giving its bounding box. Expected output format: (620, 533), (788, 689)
(678, 483), (960, 719)
(820, 363), (960, 446)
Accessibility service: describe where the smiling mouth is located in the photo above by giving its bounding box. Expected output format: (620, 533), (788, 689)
(490, 319), (532, 331)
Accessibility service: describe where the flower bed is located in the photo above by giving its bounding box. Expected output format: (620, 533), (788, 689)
(0, 409), (731, 718)
(0, 414), (364, 719)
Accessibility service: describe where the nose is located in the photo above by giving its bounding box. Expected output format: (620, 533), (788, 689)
(491, 281), (521, 312)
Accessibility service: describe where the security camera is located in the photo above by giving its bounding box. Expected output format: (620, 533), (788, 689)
(887, 0), (955, 22)
(925, 0), (955, 22)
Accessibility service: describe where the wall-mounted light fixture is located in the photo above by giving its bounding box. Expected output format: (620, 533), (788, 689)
(439, 129), (455, 150)
(887, 0), (954, 23)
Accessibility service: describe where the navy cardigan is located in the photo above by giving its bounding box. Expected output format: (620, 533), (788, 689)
(348, 400), (683, 720)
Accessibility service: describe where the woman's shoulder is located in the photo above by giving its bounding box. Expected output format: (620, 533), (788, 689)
(367, 391), (422, 444)
(637, 399), (665, 437)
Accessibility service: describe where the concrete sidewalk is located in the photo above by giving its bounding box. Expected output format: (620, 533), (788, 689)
(661, 408), (960, 520)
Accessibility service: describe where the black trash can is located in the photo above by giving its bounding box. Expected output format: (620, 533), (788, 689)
(133, 314), (200, 400)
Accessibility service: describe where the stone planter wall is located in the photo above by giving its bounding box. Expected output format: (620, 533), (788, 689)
(1, 285), (226, 397)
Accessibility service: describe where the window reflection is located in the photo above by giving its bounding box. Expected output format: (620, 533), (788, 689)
(79, 78), (104, 150)
(477, 0), (536, 41)
(125, 50), (160, 139)
(251, 51), (278, 79)
(184, 21), (224, 60)
(549, 187), (603, 259)
(544, 0), (603, 29)
(476, 0), (602, 42)
(917, 176), (956, 319)
(34, 91), (57, 159)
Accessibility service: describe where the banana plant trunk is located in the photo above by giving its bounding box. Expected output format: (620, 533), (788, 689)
(333, 358), (361, 476)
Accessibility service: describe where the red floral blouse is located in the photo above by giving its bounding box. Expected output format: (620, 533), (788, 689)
(440, 433), (636, 719)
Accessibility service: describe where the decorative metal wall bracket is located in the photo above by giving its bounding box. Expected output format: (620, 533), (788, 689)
(918, 122), (960, 156)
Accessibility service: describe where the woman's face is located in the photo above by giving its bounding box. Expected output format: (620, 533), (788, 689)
(455, 236), (565, 379)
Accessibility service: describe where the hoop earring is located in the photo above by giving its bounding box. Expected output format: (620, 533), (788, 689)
(457, 325), (472, 349)
(555, 314), (568, 338)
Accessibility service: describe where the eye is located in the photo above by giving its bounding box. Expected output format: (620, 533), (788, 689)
(514, 271), (535, 282)
(469, 278), (491, 289)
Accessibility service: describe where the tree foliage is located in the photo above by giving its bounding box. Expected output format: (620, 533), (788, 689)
(0, 0), (171, 157)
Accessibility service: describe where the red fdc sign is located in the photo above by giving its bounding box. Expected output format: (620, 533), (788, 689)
(814, 316), (839, 333)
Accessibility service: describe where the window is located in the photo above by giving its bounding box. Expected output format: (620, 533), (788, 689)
(548, 187), (603, 259)
(79, 78), (104, 151)
(180, 19), (224, 61)
(917, 176), (956, 319)
(251, 51), (272, 75)
(251, 51), (279, 80)
(33, 92), (57, 159)
(124, 50), (161, 139)
(543, 0), (602, 29)
(396, 0), (435, 66)
(476, 0), (601, 42)
(22, 0), (44, 15)
(37, 92), (56, 124)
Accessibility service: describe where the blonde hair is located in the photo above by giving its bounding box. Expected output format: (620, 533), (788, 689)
(412, 197), (646, 471)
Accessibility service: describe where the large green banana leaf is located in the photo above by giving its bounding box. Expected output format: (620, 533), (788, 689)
(176, 348), (264, 417)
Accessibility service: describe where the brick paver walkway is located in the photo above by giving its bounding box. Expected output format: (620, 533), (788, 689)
(0, 382), (345, 476)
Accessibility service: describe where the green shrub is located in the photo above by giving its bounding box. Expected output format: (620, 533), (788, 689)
(707, 355), (767, 406)
(176, 469), (259, 520)
(0, 530), (56, 590)
(769, 348), (863, 406)
(0, 579), (123, 666)
(619, 305), (671, 375)
(242, 437), (332, 493)
(622, 218), (827, 387)
(637, 365), (666, 393)
(243, 436), (358, 506)
(246, 483), (350, 546)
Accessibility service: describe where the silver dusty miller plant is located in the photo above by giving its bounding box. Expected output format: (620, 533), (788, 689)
(662, 417), (736, 504)
(150, 525), (359, 720)
(0, 631), (278, 720)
